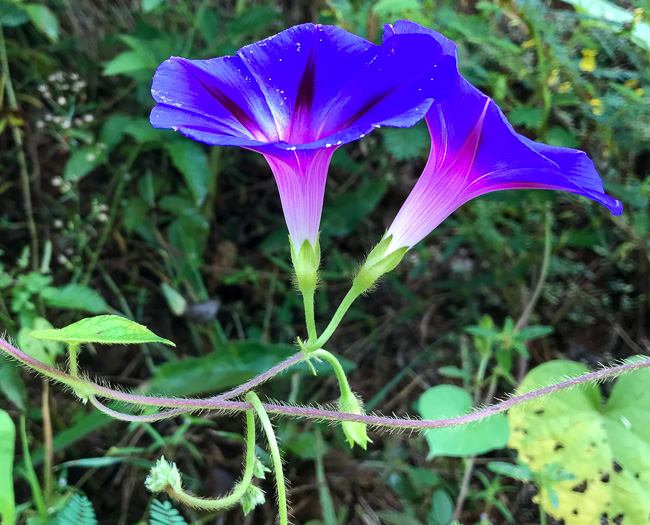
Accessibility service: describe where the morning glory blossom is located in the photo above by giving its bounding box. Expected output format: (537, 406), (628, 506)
(150, 23), (455, 251)
(382, 21), (623, 255)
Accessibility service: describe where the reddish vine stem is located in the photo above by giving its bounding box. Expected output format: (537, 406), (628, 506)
(1, 336), (648, 430)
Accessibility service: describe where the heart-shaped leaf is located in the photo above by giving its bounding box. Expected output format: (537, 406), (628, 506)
(416, 385), (510, 459)
(508, 359), (650, 524)
(31, 315), (175, 346)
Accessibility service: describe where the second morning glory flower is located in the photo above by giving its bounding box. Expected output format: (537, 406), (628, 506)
(380, 21), (623, 255)
(150, 24), (455, 255)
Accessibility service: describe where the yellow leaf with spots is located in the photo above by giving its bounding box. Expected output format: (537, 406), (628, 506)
(508, 359), (650, 525)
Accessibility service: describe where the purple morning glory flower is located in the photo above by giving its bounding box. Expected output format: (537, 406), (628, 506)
(150, 24), (455, 249)
(382, 21), (623, 254)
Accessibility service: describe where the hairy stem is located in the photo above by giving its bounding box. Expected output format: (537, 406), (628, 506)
(247, 392), (288, 525)
(2, 336), (649, 430)
(312, 349), (351, 395)
(89, 397), (188, 422)
(309, 285), (361, 351)
(212, 351), (305, 401)
(303, 287), (318, 343)
(165, 410), (256, 510)
(68, 343), (80, 377)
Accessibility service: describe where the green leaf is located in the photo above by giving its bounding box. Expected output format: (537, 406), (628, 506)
(0, 360), (27, 410)
(428, 489), (454, 525)
(380, 123), (429, 161)
(125, 117), (165, 143)
(149, 341), (353, 397)
(18, 317), (65, 366)
(0, 410), (15, 525)
(508, 359), (650, 524)
(54, 494), (97, 525)
(416, 385), (510, 459)
(546, 127), (580, 149)
(149, 499), (187, 525)
(100, 114), (134, 150)
(165, 141), (211, 205)
(0, 1), (29, 27)
(516, 325), (554, 341)
(41, 284), (108, 314)
(103, 51), (157, 76)
(487, 461), (533, 481)
(24, 4), (59, 41)
(31, 315), (175, 346)
(507, 105), (544, 129)
(63, 146), (106, 181)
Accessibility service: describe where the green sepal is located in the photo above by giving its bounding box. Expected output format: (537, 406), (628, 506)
(289, 236), (321, 293)
(354, 234), (408, 293)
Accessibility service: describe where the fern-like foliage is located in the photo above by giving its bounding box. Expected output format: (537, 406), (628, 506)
(149, 499), (187, 525)
(53, 494), (98, 525)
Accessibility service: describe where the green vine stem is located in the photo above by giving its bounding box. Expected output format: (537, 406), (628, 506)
(2, 336), (650, 430)
(149, 409), (257, 510)
(246, 391), (288, 525)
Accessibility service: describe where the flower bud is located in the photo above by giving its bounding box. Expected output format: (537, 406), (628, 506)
(145, 456), (182, 493)
(240, 484), (265, 515)
(339, 389), (372, 450)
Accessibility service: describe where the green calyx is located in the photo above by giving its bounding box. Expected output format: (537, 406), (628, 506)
(339, 388), (372, 450)
(354, 235), (408, 294)
(289, 236), (321, 293)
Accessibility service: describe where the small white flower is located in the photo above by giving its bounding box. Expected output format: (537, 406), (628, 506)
(57, 96), (66, 105)
(83, 114), (94, 122)
(51, 177), (62, 187)
(53, 219), (63, 229)
(36, 120), (44, 129)
(86, 153), (96, 161)
(62, 120), (71, 129)
(57, 254), (68, 264)
(97, 213), (108, 222)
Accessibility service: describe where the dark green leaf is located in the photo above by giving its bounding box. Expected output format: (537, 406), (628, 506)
(165, 141), (211, 205)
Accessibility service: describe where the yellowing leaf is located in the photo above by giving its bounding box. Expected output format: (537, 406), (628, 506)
(508, 359), (650, 524)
